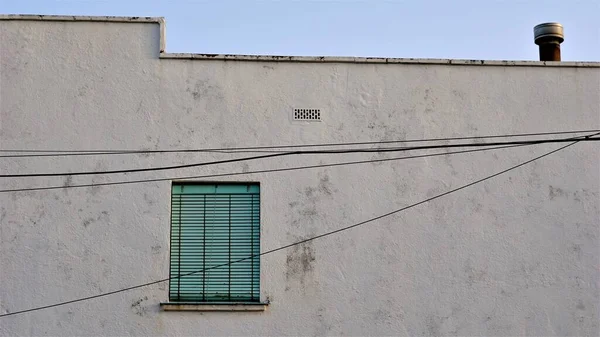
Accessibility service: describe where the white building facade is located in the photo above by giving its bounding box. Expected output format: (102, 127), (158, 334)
(1, 15), (599, 336)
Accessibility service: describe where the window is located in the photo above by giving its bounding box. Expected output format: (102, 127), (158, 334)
(169, 183), (260, 302)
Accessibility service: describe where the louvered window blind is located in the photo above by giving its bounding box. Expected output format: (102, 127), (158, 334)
(169, 183), (260, 302)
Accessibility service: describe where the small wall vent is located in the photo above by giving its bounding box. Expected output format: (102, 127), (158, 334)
(294, 108), (321, 121)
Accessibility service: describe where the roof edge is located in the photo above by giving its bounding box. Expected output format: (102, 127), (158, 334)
(159, 53), (600, 67)
(0, 14), (163, 22)
(2, 14), (599, 67)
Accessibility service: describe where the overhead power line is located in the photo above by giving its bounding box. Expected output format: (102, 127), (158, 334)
(0, 138), (582, 318)
(1, 136), (598, 178)
(0, 143), (528, 194)
(0, 149), (293, 157)
(1, 129), (598, 157)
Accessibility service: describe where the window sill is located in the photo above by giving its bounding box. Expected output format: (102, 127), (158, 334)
(160, 301), (269, 312)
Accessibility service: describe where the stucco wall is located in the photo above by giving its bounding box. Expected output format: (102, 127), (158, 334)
(1, 17), (599, 336)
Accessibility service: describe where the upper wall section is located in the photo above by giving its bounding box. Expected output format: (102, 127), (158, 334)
(1, 14), (599, 67)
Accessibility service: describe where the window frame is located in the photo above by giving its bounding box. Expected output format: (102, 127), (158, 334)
(168, 181), (261, 304)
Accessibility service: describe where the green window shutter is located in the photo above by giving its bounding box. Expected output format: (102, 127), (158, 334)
(169, 183), (260, 302)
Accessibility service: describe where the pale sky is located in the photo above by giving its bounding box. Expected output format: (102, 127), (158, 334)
(2, 0), (599, 61)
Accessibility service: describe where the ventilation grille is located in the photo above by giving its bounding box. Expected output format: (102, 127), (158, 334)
(294, 108), (321, 121)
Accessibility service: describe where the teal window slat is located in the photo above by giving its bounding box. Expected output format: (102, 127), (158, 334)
(169, 183), (260, 303)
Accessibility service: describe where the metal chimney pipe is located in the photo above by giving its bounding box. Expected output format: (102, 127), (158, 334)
(534, 23), (564, 61)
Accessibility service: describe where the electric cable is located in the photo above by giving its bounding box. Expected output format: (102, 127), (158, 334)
(0, 138), (583, 318)
(0, 143), (528, 193)
(1, 136), (598, 178)
(0, 149), (293, 158)
(1, 129), (597, 157)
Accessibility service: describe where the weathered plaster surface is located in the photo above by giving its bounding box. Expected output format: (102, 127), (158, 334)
(0, 15), (599, 336)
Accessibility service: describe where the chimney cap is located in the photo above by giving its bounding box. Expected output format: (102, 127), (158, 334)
(534, 22), (564, 45)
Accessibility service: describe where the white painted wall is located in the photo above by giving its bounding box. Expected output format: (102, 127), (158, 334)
(1, 17), (599, 336)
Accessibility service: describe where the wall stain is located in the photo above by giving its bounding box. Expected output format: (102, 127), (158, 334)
(464, 259), (488, 286)
(285, 242), (316, 291)
(140, 136), (155, 158)
(289, 172), (336, 229)
(452, 89), (466, 100)
(187, 79), (224, 101)
(143, 193), (155, 206)
(416, 87), (436, 114)
(56, 310), (75, 328)
(573, 188), (596, 203)
(83, 210), (109, 228)
(89, 161), (110, 196)
(63, 175), (73, 191)
(440, 140), (459, 177)
(313, 306), (333, 336)
(77, 85), (88, 97)
(468, 196), (484, 213)
(131, 296), (149, 316)
(28, 205), (46, 227)
(363, 118), (408, 165)
(317, 174), (334, 196)
(571, 243), (582, 260)
(549, 185), (567, 200)
(57, 262), (73, 281)
(527, 161), (542, 187)
(426, 315), (445, 336)
(372, 299), (403, 327)
(100, 258), (111, 278)
(143, 193), (156, 214)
